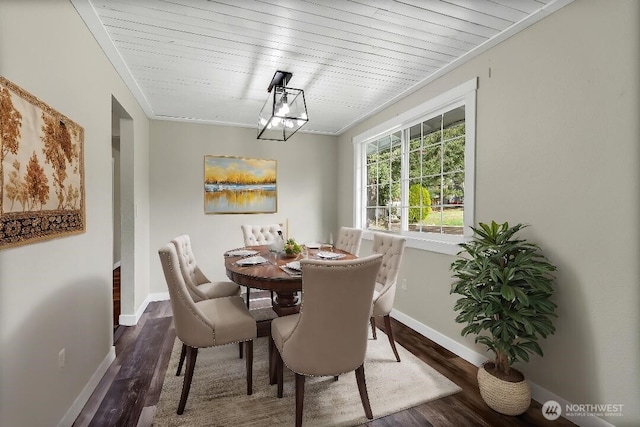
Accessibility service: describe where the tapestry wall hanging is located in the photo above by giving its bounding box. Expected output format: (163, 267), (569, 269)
(0, 76), (85, 249)
(204, 155), (277, 214)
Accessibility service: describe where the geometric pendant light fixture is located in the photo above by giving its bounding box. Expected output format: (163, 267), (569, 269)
(257, 70), (308, 141)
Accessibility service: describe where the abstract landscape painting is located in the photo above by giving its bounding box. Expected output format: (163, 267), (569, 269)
(204, 155), (276, 214)
(0, 76), (85, 249)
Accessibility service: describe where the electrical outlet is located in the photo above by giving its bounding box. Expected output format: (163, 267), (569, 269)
(58, 348), (65, 369)
(401, 278), (408, 291)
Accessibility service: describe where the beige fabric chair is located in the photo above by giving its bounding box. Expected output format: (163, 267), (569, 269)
(370, 233), (406, 362)
(171, 234), (241, 302)
(158, 243), (256, 415)
(241, 223), (284, 246)
(171, 234), (245, 366)
(271, 254), (383, 427)
(334, 226), (363, 255)
(240, 224), (283, 307)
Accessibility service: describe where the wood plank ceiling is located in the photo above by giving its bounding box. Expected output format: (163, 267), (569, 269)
(76, 0), (569, 135)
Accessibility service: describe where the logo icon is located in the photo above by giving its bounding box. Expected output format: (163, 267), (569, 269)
(542, 400), (562, 421)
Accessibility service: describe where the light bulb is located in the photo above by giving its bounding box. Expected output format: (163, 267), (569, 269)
(277, 102), (290, 116)
(276, 91), (290, 116)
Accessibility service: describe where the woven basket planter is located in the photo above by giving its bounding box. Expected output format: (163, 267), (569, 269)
(477, 363), (531, 416)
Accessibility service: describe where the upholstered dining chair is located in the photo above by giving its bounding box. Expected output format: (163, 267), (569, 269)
(369, 232), (406, 362)
(171, 234), (241, 302)
(158, 243), (256, 415)
(241, 223), (284, 246)
(334, 226), (363, 256)
(271, 254), (383, 427)
(171, 234), (244, 366)
(240, 223), (284, 307)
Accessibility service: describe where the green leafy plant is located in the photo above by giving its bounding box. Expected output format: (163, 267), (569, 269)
(283, 238), (302, 255)
(450, 221), (557, 380)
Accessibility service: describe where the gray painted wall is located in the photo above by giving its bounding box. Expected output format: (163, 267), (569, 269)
(0, 1), (150, 426)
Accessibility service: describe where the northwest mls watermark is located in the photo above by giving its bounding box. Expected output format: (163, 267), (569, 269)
(542, 400), (624, 421)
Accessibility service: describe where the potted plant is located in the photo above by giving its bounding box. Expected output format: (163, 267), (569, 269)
(450, 221), (558, 415)
(283, 238), (302, 258)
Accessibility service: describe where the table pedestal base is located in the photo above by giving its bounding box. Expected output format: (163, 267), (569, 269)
(272, 290), (300, 317)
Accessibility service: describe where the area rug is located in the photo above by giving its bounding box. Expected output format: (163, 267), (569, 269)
(153, 332), (461, 426)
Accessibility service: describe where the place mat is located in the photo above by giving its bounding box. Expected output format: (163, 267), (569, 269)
(279, 266), (302, 277)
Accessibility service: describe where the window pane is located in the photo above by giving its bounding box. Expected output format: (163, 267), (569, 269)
(443, 107), (465, 137)
(423, 175), (441, 204)
(408, 149), (421, 179)
(366, 207), (385, 230)
(442, 206), (464, 235)
(424, 205), (443, 234)
(366, 185), (378, 208)
(423, 116), (442, 144)
(391, 130), (402, 148)
(390, 153), (401, 185)
(444, 172), (464, 205)
(367, 162), (379, 186)
(378, 134), (393, 152)
(422, 143), (441, 177)
(366, 141), (378, 167)
(407, 178), (430, 232)
(408, 123), (422, 152)
(443, 136), (465, 173)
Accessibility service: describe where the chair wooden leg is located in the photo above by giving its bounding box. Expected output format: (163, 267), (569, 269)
(245, 340), (253, 395)
(239, 342), (243, 359)
(176, 343), (187, 376)
(246, 287), (251, 309)
(177, 346), (198, 415)
(370, 317), (377, 339)
(269, 337), (276, 385)
(355, 364), (373, 419)
(276, 349), (284, 398)
(295, 373), (306, 427)
(384, 314), (401, 362)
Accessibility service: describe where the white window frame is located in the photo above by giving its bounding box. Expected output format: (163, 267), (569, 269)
(353, 78), (477, 255)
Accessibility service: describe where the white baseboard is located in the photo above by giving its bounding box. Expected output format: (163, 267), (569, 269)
(391, 308), (488, 366)
(390, 309), (616, 427)
(58, 346), (116, 427)
(118, 292), (169, 326)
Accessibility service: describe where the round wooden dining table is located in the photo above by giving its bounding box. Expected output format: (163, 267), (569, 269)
(224, 245), (356, 317)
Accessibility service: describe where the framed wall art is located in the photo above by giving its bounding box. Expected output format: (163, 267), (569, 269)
(204, 155), (277, 214)
(0, 76), (85, 249)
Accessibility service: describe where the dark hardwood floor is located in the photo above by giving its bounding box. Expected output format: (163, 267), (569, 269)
(73, 292), (575, 426)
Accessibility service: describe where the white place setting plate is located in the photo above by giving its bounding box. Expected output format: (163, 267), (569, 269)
(235, 255), (268, 266)
(285, 261), (301, 271)
(316, 252), (345, 259)
(225, 249), (258, 257)
(305, 242), (322, 249)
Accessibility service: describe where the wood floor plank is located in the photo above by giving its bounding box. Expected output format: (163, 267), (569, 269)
(144, 324), (176, 406)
